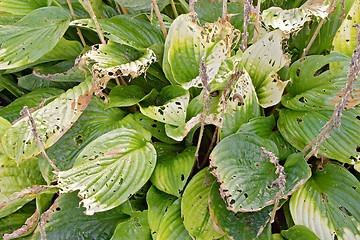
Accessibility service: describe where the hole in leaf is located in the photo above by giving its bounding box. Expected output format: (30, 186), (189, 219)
(313, 64), (329, 77)
(244, 193), (248, 198)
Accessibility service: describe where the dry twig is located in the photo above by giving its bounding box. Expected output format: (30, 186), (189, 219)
(189, 0), (197, 23)
(170, 0), (179, 18)
(151, 0), (167, 38)
(252, 0), (261, 43)
(240, 0), (253, 52)
(66, 0), (86, 46)
(84, 0), (106, 44)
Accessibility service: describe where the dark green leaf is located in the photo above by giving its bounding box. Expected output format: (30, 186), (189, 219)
(281, 225), (320, 240)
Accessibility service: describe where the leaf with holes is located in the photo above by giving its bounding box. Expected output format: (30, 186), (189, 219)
(238, 116), (296, 161)
(57, 127), (156, 215)
(241, 30), (290, 108)
(150, 146), (195, 197)
(333, 0), (360, 57)
(0, 203), (35, 237)
(0, 88), (64, 123)
(210, 133), (311, 212)
(182, 168), (224, 240)
(0, 0), (52, 15)
(290, 164), (360, 240)
(278, 108), (360, 164)
(71, 15), (164, 49)
(282, 53), (354, 111)
(140, 85), (189, 126)
(0, 7), (71, 70)
(163, 13), (234, 88)
(32, 192), (129, 239)
(0, 154), (45, 218)
(146, 185), (177, 240)
(209, 181), (273, 240)
(2, 78), (93, 164)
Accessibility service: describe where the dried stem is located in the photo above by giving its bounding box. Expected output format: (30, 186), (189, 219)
(240, 0), (253, 52)
(302, 24), (360, 160)
(66, 0), (86, 46)
(341, 0), (345, 22)
(151, 0), (167, 38)
(114, 2), (122, 15)
(189, 0), (197, 23)
(170, 0), (179, 18)
(84, 0), (106, 44)
(201, 127), (219, 168)
(20, 106), (59, 172)
(252, 0), (261, 43)
(120, 4), (129, 14)
(222, 0), (227, 21)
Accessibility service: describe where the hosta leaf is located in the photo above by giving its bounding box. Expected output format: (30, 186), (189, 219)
(150, 146), (195, 196)
(108, 85), (146, 108)
(0, 155), (45, 218)
(163, 14), (233, 87)
(38, 97), (126, 184)
(18, 73), (78, 91)
(57, 127), (156, 215)
(238, 116), (296, 161)
(0, 117), (12, 146)
(134, 113), (179, 144)
(241, 30), (290, 108)
(0, 88), (64, 123)
(0, 7), (71, 70)
(290, 164), (360, 240)
(78, 0), (103, 18)
(333, 0), (360, 57)
(0, 0), (52, 15)
(110, 210), (151, 240)
(209, 181), (273, 240)
(140, 85), (189, 126)
(32, 192), (129, 239)
(2, 78), (93, 164)
(0, 12), (23, 25)
(281, 225), (320, 240)
(146, 185), (177, 240)
(71, 15), (164, 49)
(282, 53), (351, 111)
(182, 168), (223, 240)
(210, 133), (311, 212)
(278, 108), (360, 164)
(114, 0), (170, 12)
(83, 41), (156, 81)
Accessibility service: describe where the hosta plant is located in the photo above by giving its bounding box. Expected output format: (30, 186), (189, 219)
(0, 0), (360, 239)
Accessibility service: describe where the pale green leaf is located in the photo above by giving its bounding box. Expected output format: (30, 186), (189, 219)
(241, 30), (290, 108)
(150, 146), (195, 196)
(146, 185), (177, 240)
(182, 168), (223, 240)
(114, 0), (170, 12)
(333, 0), (360, 57)
(210, 133), (311, 212)
(0, 88), (64, 123)
(278, 108), (360, 164)
(2, 78), (93, 164)
(0, 12), (23, 25)
(282, 53), (352, 111)
(0, 0), (52, 15)
(0, 7), (71, 70)
(209, 181), (273, 240)
(290, 164), (360, 240)
(57, 127), (156, 215)
(32, 192), (129, 239)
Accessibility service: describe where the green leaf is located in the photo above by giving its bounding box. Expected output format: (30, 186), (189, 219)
(110, 210), (151, 240)
(333, 0), (360, 57)
(281, 225), (320, 240)
(210, 133), (311, 212)
(241, 30), (290, 108)
(114, 0), (170, 12)
(108, 85), (146, 108)
(71, 15), (164, 49)
(182, 168), (223, 240)
(238, 116), (296, 161)
(0, 7), (71, 70)
(150, 146), (195, 196)
(163, 13), (233, 87)
(140, 85), (189, 126)
(57, 127), (156, 215)
(278, 108), (360, 164)
(83, 41), (157, 80)
(208, 181), (273, 240)
(282, 53), (351, 111)
(2, 78), (93, 164)
(78, 0), (103, 18)
(32, 192), (129, 239)
(0, 116), (12, 141)
(0, 12), (23, 25)
(146, 185), (177, 240)
(0, 88), (64, 123)
(290, 164), (360, 239)
(0, 203), (35, 237)
(0, 155), (45, 218)
(0, 0), (52, 15)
